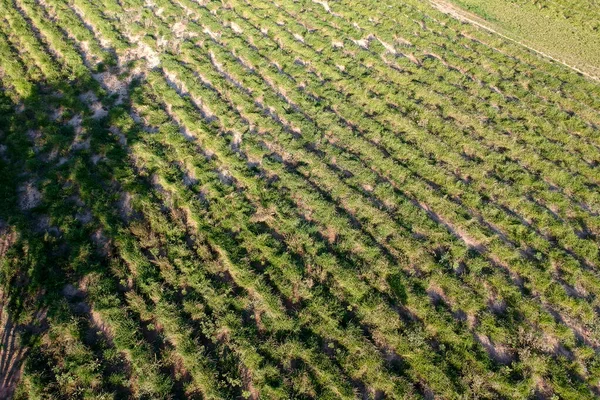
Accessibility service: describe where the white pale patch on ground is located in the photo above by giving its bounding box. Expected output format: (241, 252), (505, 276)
(218, 169), (234, 185)
(312, 0), (330, 12)
(118, 192), (133, 220)
(90, 229), (110, 255)
(173, 21), (190, 39)
(181, 162), (198, 188)
(109, 126), (128, 146)
(51, 107), (64, 121)
(90, 102), (109, 119)
(78, 91), (98, 104)
(123, 42), (161, 69)
(26, 129), (43, 153)
(91, 154), (104, 165)
(378, 38), (397, 54)
(230, 21), (243, 34)
(67, 113), (89, 150)
(231, 130), (243, 152)
(353, 38), (370, 49)
(395, 36), (413, 47)
(92, 72), (129, 104)
(75, 209), (93, 224)
(475, 333), (514, 364)
(164, 69), (188, 94)
(18, 181), (42, 211)
(401, 52), (421, 65)
(203, 26), (221, 41)
(156, 36), (169, 49)
(71, 137), (91, 151)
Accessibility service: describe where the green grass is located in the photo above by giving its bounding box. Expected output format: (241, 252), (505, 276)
(1, 0), (600, 398)
(449, 0), (600, 77)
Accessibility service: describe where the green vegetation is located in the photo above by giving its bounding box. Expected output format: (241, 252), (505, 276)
(443, 0), (600, 77)
(0, 0), (599, 398)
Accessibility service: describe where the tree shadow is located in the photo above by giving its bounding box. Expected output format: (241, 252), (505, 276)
(0, 62), (138, 397)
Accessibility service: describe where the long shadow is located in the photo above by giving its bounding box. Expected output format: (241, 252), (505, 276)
(0, 291), (28, 399)
(0, 62), (143, 397)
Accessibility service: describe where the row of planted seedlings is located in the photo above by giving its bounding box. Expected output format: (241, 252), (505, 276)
(66, 109), (195, 398)
(140, 61), (435, 397)
(11, 1), (280, 398)
(132, 58), (431, 396)
(128, 81), (350, 399)
(116, 8), (492, 396)
(32, 0), (600, 360)
(239, 0), (600, 228)
(232, 10), (600, 382)
(39, 24), (282, 397)
(0, 80), (119, 398)
(0, 2), (580, 400)
(178, 0), (540, 362)
(411, 0), (600, 102)
(76, 5), (422, 394)
(139, 12), (552, 400)
(21, 0), (284, 396)
(37, 2), (297, 397)
(149, 41), (596, 400)
(30, 0), (115, 68)
(11, 0), (93, 81)
(32, 61), (229, 399)
(163, 2), (600, 394)
(125, 82), (389, 399)
(0, 29), (35, 99)
(43, 0), (129, 64)
(15, 296), (133, 398)
(260, 0), (600, 119)
(4, 0), (110, 86)
(226, 0), (600, 234)
(102, 122), (238, 400)
(255, 1), (600, 390)
(323, 0), (600, 131)
(219, 0), (600, 322)
(17, 0), (600, 396)
(256, 0), (600, 289)
(195, 0), (596, 344)
(0, 1), (63, 84)
(285, 0), (600, 175)
(151, 0), (600, 390)
(65, 0), (129, 52)
(163, 0), (596, 372)
(316, 0), (600, 282)
(181, 21), (600, 397)
(363, 0), (600, 109)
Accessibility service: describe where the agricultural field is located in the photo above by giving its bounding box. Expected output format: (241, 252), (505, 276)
(437, 0), (600, 78)
(0, 0), (599, 398)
